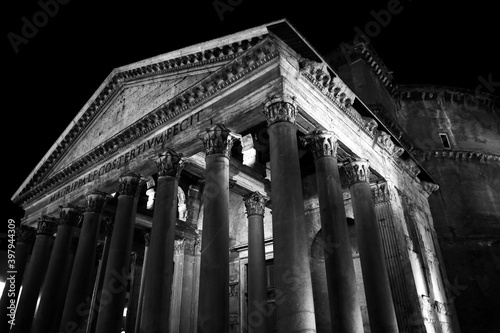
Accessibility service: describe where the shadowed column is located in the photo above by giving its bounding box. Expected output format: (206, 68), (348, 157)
(134, 231), (150, 333)
(59, 191), (108, 332)
(345, 158), (398, 333)
(197, 124), (240, 333)
(141, 149), (184, 333)
(11, 216), (57, 333)
(95, 173), (142, 333)
(0, 225), (36, 333)
(244, 191), (268, 333)
(32, 205), (82, 333)
(86, 218), (114, 333)
(262, 94), (316, 333)
(301, 130), (363, 333)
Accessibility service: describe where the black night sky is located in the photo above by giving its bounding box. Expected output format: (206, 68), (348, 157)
(3, 0), (498, 234)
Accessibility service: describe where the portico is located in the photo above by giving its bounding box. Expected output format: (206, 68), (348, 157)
(8, 19), (456, 333)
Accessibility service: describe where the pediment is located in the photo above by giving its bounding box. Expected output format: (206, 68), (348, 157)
(51, 70), (216, 176)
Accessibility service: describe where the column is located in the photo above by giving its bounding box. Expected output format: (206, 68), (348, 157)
(31, 205), (82, 333)
(95, 172), (142, 333)
(301, 130), (364, 332)
(243, 191), (268, 333)
(86, 218), (114, 333)
(134, 231), (150, 333)
(345, 158), (398, 333)
(59, 191), (108, 332)
(0, 225), (36, 333)
(141, 148), (184, 333)
(262, 94), (316, 332)
(197, 124), (240, 333)
(11, 216), (57, 333)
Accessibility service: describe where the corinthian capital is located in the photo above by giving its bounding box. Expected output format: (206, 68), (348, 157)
(154, 148), (185, 178)
(198, 124), (241, 158)
(118, 172), (142, 197)
(344, 158), (371, 185)
(262, 94), (297, 125)
(59, 204), (83, 227)
(300, 130), (338, 159)
(16, 225), (37, 244)
(37, 216), (58, 236)
(85, 191), (108, 213)
(243, 191), (267, 216)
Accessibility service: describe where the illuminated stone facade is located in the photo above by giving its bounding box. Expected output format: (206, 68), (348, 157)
(7, 19), (498, 333)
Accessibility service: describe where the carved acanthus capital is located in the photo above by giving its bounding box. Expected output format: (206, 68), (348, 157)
(59, 204), (83, 227)
(262, 94), (297, 125)
(198, 124), (241, 158)
(344, 158), (371, 185)
(371, 182), (391, 204)
(154, 148), (185, 178)
(16, 225), (37, 244)
(300, 130), (338, 159)
(421, 181), (440, 198)
(174, 238), (185, 255)
(37, 216), (58, 236)
(243, 191), (267, 217)
(118, 172), (142, 197)
(85, 190), (108, 213)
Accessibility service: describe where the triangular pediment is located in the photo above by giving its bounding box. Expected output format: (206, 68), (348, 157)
(52, 70), (216, 175)
(13, 19), (330, 206)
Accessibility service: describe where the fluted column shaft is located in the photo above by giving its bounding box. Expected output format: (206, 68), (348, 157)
(32, 205), (82, 333)
(197, 124), (240, 333)
(59, 191), (108, 332)
(244, 192), (268, 333)
(0, 226), (36, 333)
(263, 95), (316, 333)
(301, 130), (363, 332)
(141, 149), (184, 333)
(346, 158), (398, 333)
(11, 217), (57, 333)
(95, 173), (142, 333)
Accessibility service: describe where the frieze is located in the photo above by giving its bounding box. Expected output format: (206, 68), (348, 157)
(17, 36), (279, 206)
(300, 130), (338, 159)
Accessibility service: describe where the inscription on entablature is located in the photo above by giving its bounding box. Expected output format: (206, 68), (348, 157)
(49, 110), (203, 203)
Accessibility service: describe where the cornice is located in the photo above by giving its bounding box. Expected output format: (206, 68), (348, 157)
(299, 59), (406, 161)
(396, 84), (499, 112)
(15, 35), (278, 206)
(350, 40), (398, 95)
(414, 149), (500, 163)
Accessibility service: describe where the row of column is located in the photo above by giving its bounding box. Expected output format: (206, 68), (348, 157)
(6, 94), (398, 333)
